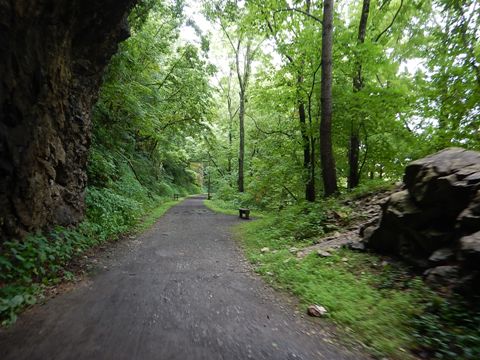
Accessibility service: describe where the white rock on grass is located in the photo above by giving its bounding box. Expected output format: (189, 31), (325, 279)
(307, 304), (328, 317)
(317, 250), (332, 257)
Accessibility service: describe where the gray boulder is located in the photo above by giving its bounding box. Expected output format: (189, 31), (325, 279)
(363, 148), (480, 294)
(460, 231), (480, 268)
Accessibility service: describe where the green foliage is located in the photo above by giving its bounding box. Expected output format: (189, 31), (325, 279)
(206, 0), (479, 204)
(0, 231), (87, 286)
(0, 292), (37, 326)
(342, 179), (396, 199)
(89, 0), (210, 207)
(85, 187), (144, 241)
(208, 186), (480, 359)
(234, 215), (425, 359)
(412, 296), (480, 359)
(1, 0), (209, 326)
(253, 203), (329, 240)
(0, 229), (92, 325)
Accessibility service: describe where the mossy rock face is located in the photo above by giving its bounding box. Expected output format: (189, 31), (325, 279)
(0, 0), (137, 241)
(364, 148), (480, 294)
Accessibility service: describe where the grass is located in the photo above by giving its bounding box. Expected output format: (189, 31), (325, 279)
(202, 196), (423, 358)
(233, 216), (428, 359)
(203, 199), (240, 216)
(205, 193), (480, 359)
(136, 198), (182, 232)
(204, 198), (268, 218)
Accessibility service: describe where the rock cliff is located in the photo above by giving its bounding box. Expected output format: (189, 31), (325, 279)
(0, 0), (136, 240)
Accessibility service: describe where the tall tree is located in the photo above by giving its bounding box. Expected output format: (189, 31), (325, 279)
(226, 67), (236, 178)
(234, 39), (253, 193)
(207, 0), (259, 193)
(348, 0), (371, 189)
(260, 0), (318, 201)
(320, 0), (338, 196)
(298, 0), (316, 201)
(217, 66), (238, 184)
(425, 0), (480, 149)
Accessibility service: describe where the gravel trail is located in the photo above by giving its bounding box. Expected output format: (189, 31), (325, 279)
(0, 196), (368, 360)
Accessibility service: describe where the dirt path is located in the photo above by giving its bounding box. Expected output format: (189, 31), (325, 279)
(0, 196), (368, 360)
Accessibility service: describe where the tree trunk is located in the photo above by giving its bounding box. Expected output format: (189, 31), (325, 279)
(320, 0), (338, 197)
(298, 80), (315, 202)
(348, 132), (360, 188)
(348, 0), (370, 189)
(226, 69), (234, 180)
(238, 90), (245, 192)
(228, 128), (232, 175)
(310, 138), (316, 198)
(235, 41), (252, 193)
(227, 96), (233, 178)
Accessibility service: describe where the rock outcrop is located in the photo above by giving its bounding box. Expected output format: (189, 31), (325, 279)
(363, 148), (480, 294)
(0, 0), (137, 240)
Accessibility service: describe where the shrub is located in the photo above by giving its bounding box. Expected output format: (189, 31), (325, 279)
(412, 296), (480, 359)
(85, 187), (143, 241)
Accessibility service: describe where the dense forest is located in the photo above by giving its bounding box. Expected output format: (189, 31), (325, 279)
(204, 0), (479, 203)
(1, 0), (479, 359)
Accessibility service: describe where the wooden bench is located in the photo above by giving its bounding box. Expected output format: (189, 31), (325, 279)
(239, 208), (250, 219)
(173, 194), (179, 200)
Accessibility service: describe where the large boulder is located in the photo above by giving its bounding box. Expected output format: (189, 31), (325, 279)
(460, 231), (480, 268)
(363, 148), (480, 294)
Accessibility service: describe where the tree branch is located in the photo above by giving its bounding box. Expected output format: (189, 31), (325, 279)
(283, 185), (298, 201)
(247, 114), (293, 138)
(144, 49), (187, 88)
(374, 0), (403, 42)
(273, 7), (323, 24)
(379, 0), (392, 12)
(265, 16), (295, 65)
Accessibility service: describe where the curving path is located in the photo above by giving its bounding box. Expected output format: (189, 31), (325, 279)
(0, 196), (368, 360)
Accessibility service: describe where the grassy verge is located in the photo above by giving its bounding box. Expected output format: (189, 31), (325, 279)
(136, 199), (182, 232)
(0, 197), (181, 326)
(204, 198), (267, 218)
(203, 199), (239, 216)
(235, 217), (423, 359)
(207, 197), (480, 360)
